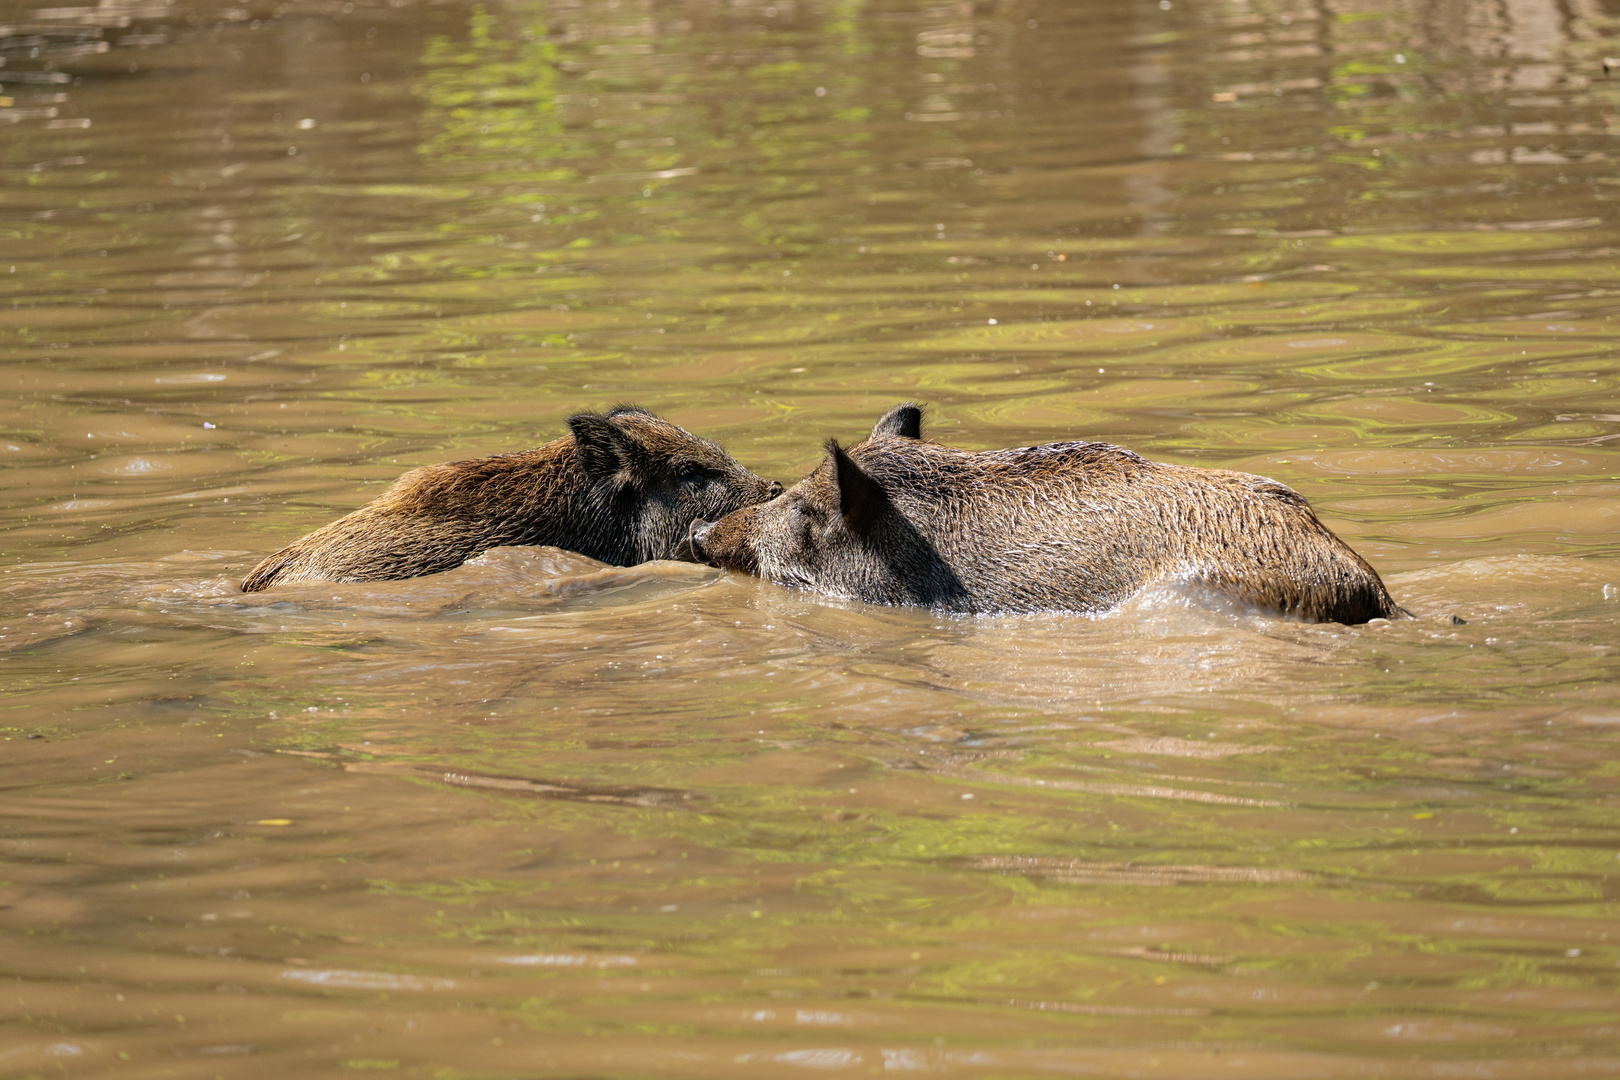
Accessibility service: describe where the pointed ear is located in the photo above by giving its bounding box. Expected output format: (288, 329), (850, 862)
(870, 402), (922, 440)
(828, 440), (887, 535)
(568, 412), (639, 483)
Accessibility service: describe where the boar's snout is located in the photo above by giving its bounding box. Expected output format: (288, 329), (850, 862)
(687, 516), (759, 574)
(686, 519), (716, 563)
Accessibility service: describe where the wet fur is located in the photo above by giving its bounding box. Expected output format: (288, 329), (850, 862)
(692, 403), (1406, 624)
(240, 407), (778, 591)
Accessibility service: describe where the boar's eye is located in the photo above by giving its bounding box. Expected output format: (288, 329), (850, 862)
(677, 461), (719, 482)
(788, 502), (820, 540)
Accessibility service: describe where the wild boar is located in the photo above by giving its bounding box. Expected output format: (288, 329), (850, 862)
(689, 403), (1406, 624)
(239, 406), (780, 592)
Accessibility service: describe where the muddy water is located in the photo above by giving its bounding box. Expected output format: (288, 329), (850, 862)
(3, 0), (1619, 1075)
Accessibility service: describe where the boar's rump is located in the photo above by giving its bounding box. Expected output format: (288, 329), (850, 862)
(689, 402), (1406, 624)
(239, 406), (780, 592)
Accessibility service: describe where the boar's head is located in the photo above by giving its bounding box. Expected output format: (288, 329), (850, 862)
(688, 403), (969, 607)
(568, 406), (781, 562)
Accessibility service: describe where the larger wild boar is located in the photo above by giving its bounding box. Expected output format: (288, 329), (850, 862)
(240, 406), (779, 592)
(689, 403), (1405, 624)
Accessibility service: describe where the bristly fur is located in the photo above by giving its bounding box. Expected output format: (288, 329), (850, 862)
(239, 407), (779, 592)
(691, 403), (1406, 624)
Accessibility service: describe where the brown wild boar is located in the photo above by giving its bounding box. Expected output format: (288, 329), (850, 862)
(689, 403), (1406, 624)
(240, 406), (780, 592)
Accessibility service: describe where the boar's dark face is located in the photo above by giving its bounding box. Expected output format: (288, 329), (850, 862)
(690, 431), (968, 609)
(568, 407), (780, 562)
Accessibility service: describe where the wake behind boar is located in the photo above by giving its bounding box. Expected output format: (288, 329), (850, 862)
(689, 403), (1405, 624)
(239, 406), (779, 592)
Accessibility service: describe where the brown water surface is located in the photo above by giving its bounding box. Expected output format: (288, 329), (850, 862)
(3, 0), (1619, 1075)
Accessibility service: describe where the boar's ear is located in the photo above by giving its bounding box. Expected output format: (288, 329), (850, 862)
(827, 440), (888, 536)
(869, 402), (922, 440)
(568, 412), (644, 486)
